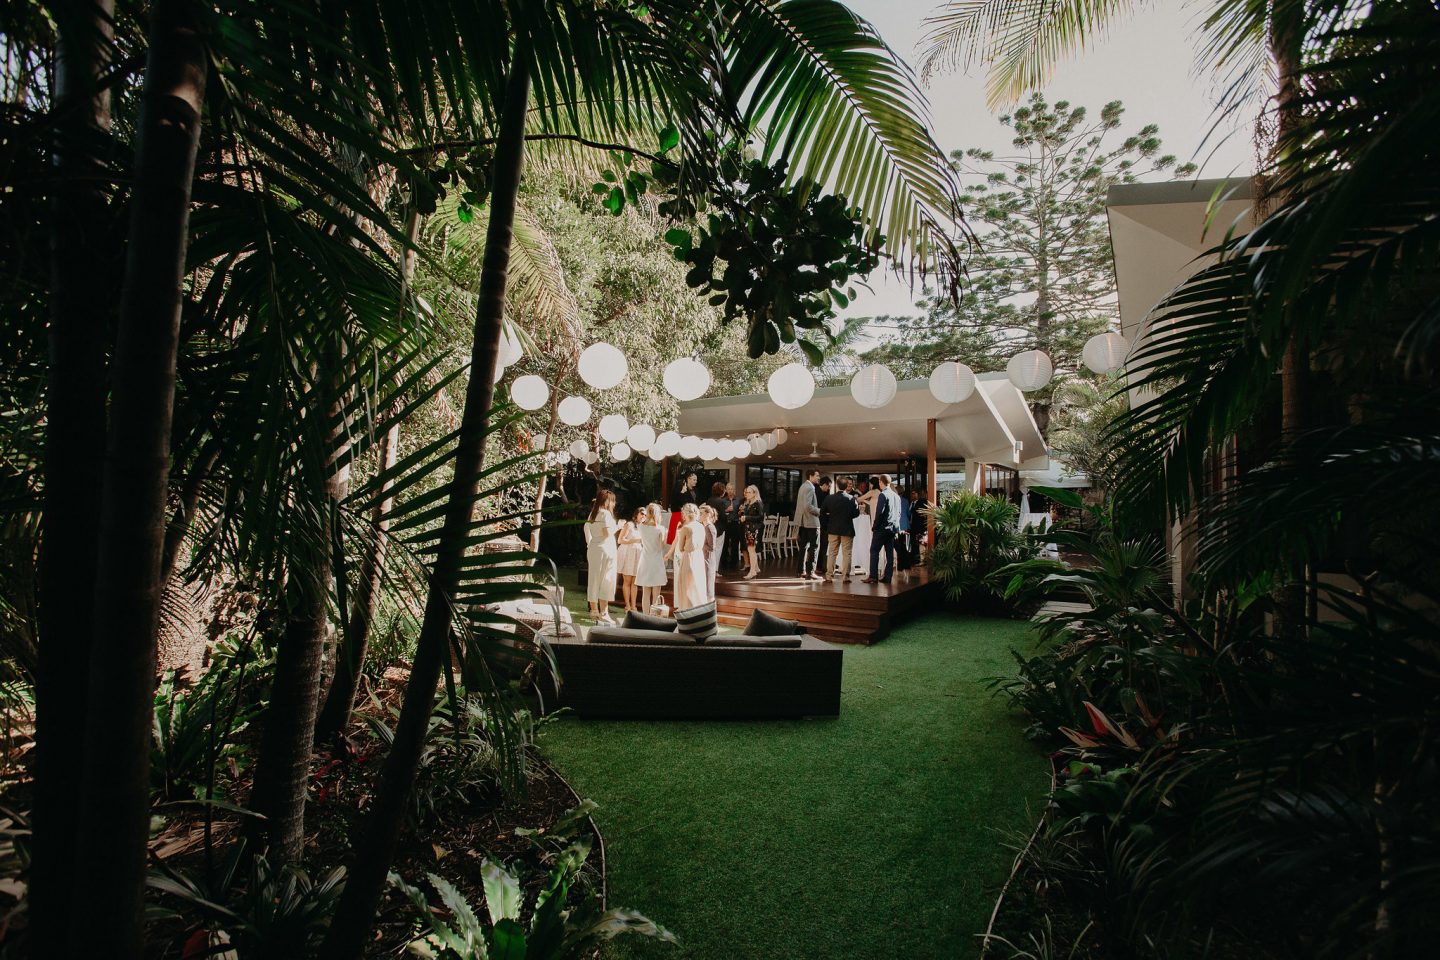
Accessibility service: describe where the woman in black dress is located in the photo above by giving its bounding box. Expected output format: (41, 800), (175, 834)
(739, 484), (765, 579)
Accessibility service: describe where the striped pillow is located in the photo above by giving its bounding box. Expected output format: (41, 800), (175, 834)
(674, 600), (718, 641)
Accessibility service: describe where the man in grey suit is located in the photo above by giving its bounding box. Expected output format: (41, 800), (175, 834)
(793, 468), (823, 580)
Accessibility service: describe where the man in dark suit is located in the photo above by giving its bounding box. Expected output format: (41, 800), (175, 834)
(863, 474), (903, 584)
(820, 477), (860, 583)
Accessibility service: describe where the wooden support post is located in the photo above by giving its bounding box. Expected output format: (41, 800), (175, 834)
(926, 418), (937, 554)
(661, 456), (670, 508)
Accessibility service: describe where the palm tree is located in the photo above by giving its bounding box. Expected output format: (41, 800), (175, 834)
(68, 1), (207, 955)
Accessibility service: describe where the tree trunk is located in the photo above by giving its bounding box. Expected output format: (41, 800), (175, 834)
(68, 2), (206, 956)
(32, 3), (115, 951)
(248, 375), (350, 865)
(315, 207), (420, 746)
(319, 44), (532, 960)
(160, 441), (218, 582)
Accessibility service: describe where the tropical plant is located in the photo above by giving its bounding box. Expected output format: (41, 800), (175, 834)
(928, 491), (1041, 611)
(151, 665), (263, 803)
(391, 838), (674, 960)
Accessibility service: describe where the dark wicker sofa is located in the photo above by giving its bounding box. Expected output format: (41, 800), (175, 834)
(545, 626), (843, 719)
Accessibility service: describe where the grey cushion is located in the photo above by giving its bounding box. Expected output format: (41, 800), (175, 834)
(744, 608), (806, 637)
(675, 601), (718, 641)
(586, 626), (694, 646)
(703, 635), (804, 648)
(622, 610), (679, 632)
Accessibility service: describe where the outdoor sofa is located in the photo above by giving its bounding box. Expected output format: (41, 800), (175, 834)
(543, 610), (843, 719)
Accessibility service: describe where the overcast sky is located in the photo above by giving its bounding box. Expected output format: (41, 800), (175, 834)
(838, 0), (1257, 322)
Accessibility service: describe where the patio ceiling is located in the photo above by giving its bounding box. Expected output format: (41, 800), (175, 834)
(677, 373), (1047, 469)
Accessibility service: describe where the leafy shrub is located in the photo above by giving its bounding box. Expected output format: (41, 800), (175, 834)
(151, 651), (267, 802)
(392, 829), (673, 960)
(928, 491), (1043, 613)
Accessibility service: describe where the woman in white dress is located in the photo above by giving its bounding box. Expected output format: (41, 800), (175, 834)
(635, 502), (668, 614)
(665, 502), (709, 611)
(616, 507), (645, 612)
(584, 491), (620, 624)
(852, 478), (879, 576)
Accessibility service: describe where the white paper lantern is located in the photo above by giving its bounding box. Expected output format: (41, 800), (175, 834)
(598, 414), (629, 444)
(662, 357), (712, 402)
(648, 446), (666, 461)
(556, 450), (572, 465)
(724, 438), (746, 459)
(1007, 350), (1054, 392)
(764, 431), (778, 451)
(698, 437), (720, 460)
(677, 435), (702, 459)
(510, 374), (549, 411)
(557, 395), (592, 426)
(767, 362), (815, 410)
(654, 430), (681, 457)
(581, 451), (598, 465)
(850, 363), (898, 409)
(626, 423), (656, 452)
(1083, 332), (1130, 375)
(749, 434), (766, 457)
(568, 438), (589, 458)
(929, 361), (977, 404)
(714, 440), (734, 461)
(498, 325), (524, 367)
(775, 428), (789, 445)
(610, 442), (632, 462)
(578, 342), (628, 390)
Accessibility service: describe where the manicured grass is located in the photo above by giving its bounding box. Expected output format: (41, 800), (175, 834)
(538, 609), (1047, 960)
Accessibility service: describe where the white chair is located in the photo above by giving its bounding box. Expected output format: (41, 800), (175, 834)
(761, 515), (783, 560)
(782, 519), (800, 555)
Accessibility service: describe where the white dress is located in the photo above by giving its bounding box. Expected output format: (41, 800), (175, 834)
(585, 510), (619, 602)
(616, 521), (642, 577)
(672, 520), (709, 611)
(636, 525), (668, 588)
(851, 511), (872, 574)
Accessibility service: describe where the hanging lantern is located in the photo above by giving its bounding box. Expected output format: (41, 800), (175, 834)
(662, 356), (713, 402)
(498, 325), (524, 368)
(557, 395), (592, 426)
(610, 442), (632, 462)
(714, 440), (735, 461)
(581, 451), (598, 465)
(568, 438), (589, 458)
(698, 437), (720, 460)
(1006, 350), (1054, 392)
(929, 361), (976, 404)
(648, 446), (666, 462)
(654, 430), (681, 457)
(775, 428), (789, 445)
(510, 374), (549, 411)
(728, 438), (750, 459)
(598, 414), (629, 444)
(749, 434), (766, 457)
(767, 362), (815, 410)
(850, 363), (898, 409)
(626, 423), (656, 452)
(764, 431), (778, 451)
(1082, 332), (1130, 375)
(578, 342), (628, 390)
(677, 435), (702, 459)
(556, 450), (572, 465)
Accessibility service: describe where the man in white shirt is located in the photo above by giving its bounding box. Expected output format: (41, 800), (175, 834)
(862, 474), (903, 584)
(792, 468), (823, 580)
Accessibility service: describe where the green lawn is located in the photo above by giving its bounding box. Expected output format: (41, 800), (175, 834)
(537, 608), (1047, 960)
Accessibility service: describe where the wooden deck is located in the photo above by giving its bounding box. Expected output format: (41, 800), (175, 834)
(714, 557), (938, 645)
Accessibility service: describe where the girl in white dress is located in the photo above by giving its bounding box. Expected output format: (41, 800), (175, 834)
(665, 503), (709, 611)
(584, 491), (620, 624)
(616, 507), (644, 612)
(635, 503), (668, 614)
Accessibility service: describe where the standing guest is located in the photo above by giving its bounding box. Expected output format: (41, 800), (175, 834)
(583, 491), (620, 624)
(851, 477), (879, 576)
(636, 503), (669, 614)
(699, 504), (720, 601)
(792, 468), (823, 580)
(821, 477), (860, 582)
(704, 481), (731, 574)
(739, 484), (764, 580)
(616, 507), (645, 611)
(896, 487), (913, 570)
(669, 471), (700, 541)
(818, 476), (832, 499)
(666, 503), (709, 610)
(906, 488), (926, 565)
(722, 481), (742, 568)
(862, 474), (903, 584)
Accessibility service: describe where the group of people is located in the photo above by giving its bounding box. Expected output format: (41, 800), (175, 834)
(582, 490), (728, 624)
(791, 469), (924, 586)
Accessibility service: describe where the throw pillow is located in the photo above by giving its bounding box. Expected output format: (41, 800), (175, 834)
(674, 600), (718, 641)
(744, 607), (806, 637)
(623, 610), (679, 632)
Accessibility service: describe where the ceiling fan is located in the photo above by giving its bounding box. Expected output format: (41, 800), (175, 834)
(802, 441), (837, 459)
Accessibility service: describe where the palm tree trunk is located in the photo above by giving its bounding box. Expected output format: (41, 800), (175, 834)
(31, 3), (115, 950)
(248, 377), (349, 865)
(314, 208), (421, 745)
(68, 2), (206, 956)
(319, 43), (531, 960)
